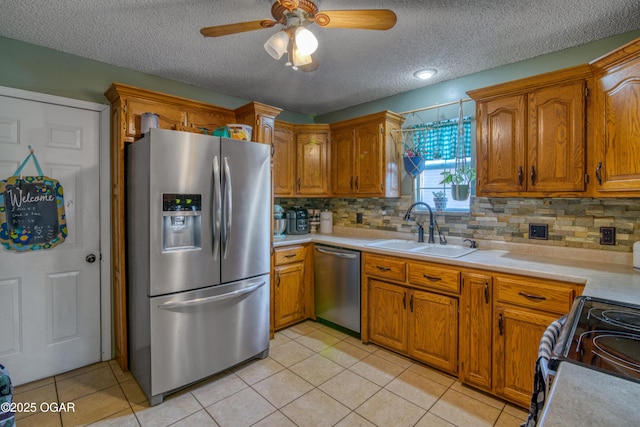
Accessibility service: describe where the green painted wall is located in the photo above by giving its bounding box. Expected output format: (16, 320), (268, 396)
(0, 36), (312, 123)
(315, 30), (640, 124)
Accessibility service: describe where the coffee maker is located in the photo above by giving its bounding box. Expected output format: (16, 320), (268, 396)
(285, 206), (309, 235)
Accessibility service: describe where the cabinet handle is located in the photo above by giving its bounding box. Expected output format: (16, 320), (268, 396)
(355, 176), (359, 190)
(403, 292), (407, 309)
(530, 165), (536, 186)
(297, 177), (301, 191)
(376, 265), (391, 271)
(596, 161), (603, 185)
(423, 274), (442, 282)
(284, 254), (297, 258)
(498, 313), (504, 335)
(350, 176), (354, 190)
(271, 142), (275, 157)
(484, 282), (489, 304)
(518, 291), (546, 301)
(410, 295), (414, 312)
(518, 166), (524, 186)
(276, 272), (280, 287)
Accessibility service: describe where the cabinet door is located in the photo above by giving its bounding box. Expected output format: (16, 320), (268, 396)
(368, 279), (408, 353)
(295, 132), (330, 196)
(332, 127), (355, 194)
(594, 59), (640, 193)
(493, 305), (558, 408)
(459, 273), (493, 391)
(273, 125), (294, 196)
(408, 290), (458, 374)
(354, 121), (382, 194)
(476, 94), (527, 194)
(274, 263), (305, 329)
(528, 81), (586, 192)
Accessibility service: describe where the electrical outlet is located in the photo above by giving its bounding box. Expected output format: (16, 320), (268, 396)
(356, 213), (363, 224)
(600, 227), (616, 245)
(529, 224), (548, 240)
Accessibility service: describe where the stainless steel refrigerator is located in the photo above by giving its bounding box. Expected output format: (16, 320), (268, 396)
(126, 128), (271, 405)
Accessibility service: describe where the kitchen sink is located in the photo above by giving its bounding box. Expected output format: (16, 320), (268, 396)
(364, 239), (477, 258)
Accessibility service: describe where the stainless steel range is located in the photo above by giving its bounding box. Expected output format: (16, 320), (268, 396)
(552, 296), (640, 383)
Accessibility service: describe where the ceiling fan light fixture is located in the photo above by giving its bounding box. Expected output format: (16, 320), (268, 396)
(264, 30), (290, 59)
(294, 25), (318, 55)
(414, 69), (437, 80)
(291, 41), (313, 69)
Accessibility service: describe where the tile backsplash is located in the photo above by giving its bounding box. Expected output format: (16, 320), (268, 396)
(276, 196), (640, 252)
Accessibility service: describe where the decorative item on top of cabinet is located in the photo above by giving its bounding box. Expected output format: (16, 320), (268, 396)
(330, 111), (404, 197)
(468, 64), (591, 197)
(590, 36), (640, 196)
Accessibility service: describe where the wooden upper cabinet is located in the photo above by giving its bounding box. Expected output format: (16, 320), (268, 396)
(234, 102), (282, 146)
(469, 65), (590, 197)
(273, 122), (295, 197)
(590, 37), (640, 196)
(476, 94), (526, 194)
(330, 111), (404, 197)
(295, 125), (331, 196)
(528, 81), (586, 192)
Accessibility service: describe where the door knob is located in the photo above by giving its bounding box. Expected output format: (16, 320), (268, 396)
(86, 254), (97, 263)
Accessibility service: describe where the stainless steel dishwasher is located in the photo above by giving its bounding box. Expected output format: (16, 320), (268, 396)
(314, 245), (361, 333)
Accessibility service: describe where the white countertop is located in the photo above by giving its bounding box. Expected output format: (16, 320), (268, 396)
(274, 230), (640, 424)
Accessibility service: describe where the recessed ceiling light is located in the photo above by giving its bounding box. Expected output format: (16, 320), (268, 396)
(414, 69), (437, 80)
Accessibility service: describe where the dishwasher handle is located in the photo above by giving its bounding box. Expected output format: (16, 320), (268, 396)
(315, 246), (358, 259)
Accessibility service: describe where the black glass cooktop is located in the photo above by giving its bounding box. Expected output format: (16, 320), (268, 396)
(553, 296), (640, 383)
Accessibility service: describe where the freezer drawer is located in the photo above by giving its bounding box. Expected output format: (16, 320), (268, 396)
(146, 275), (269, 402)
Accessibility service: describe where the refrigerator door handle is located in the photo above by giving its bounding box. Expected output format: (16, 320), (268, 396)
(223, 156), (232, 258)
(213, 155), (221, 259)
(157, 281), (266, 310)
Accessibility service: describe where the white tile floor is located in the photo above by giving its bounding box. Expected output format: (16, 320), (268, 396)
(13, 320), (528, 426)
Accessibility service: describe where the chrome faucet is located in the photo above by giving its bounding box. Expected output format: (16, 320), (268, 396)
(403, 202), (435, 243)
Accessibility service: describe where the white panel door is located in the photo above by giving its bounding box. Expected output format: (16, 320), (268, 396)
(0, 95), (100, 385)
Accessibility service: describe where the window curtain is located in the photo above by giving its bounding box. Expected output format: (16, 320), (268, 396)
(412, 117), (471, 161)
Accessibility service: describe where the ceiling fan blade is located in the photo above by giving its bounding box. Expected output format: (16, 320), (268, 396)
(200, 20), (276, 37)
(313, 10), (397, 30)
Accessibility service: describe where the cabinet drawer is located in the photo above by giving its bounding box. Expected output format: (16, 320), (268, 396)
(495, 276), (575, 314)
(364, 254), (406, 282)
(408, 262), (460, 293)
(274, 246), (306, 266)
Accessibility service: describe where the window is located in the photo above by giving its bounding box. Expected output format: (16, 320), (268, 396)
(410, 117), (472, 212)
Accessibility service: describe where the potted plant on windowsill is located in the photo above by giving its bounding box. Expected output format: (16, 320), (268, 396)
(440, 167), (476, 201)
(432, 191), (447, 211)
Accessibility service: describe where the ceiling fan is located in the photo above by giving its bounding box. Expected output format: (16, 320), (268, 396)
(200, 0), (397, 71)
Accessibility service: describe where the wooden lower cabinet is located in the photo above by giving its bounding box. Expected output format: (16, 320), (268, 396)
(493, 305), (559, 407)
(459, 272), (493, 391)
(408, 290), (458, 373)
(272, 244), (313, 331)
(274, 262), (306, 329)
(363, 253), (459, 376)
(368, 279), (408, 352)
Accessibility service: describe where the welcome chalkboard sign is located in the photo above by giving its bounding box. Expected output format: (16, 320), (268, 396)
(0, 176), (67, 252)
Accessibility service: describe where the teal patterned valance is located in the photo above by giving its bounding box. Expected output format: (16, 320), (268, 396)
(412, 117), (471, 161)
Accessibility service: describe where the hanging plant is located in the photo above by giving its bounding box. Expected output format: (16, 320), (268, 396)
(403, 148), (426, 177)
(439, 167), (476, 200)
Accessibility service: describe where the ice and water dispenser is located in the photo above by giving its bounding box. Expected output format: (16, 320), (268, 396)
(162, 194), (202, 251)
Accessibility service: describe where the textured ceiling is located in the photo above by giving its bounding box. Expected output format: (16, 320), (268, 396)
(2, 0), (640, 116)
